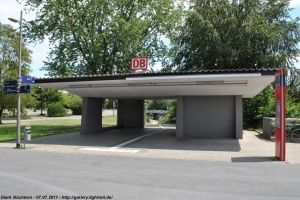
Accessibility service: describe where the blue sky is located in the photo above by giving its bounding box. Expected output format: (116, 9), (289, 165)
(0, 0), (299, 78)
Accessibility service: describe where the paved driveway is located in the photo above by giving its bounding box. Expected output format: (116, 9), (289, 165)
(1, 129), (299, 164)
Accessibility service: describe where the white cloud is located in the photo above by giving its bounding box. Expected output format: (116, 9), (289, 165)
(290, 0), (300, 7)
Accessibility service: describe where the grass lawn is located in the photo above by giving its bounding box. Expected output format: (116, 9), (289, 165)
(102, 116), (117, 126)
(0, 116), (117, 142)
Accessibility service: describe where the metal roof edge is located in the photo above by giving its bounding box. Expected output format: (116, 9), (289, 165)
(35, 68), (279, 83)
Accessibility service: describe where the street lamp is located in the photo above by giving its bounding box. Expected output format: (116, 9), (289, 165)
(8, 11), (22, 148)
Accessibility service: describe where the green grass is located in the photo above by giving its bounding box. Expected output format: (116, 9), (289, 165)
(102, 116), (117, 126)
(2, 115), (31, 120)
(0, 116), (117, 142)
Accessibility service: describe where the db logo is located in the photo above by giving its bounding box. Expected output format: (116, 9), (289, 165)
(130, 57), (148, 70)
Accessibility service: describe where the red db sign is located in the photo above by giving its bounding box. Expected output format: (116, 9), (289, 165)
(130, 57), (148, 70)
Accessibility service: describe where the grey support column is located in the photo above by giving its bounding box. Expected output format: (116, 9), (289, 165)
(117, 100), (144, 128)
(235, 95), (243, 139)
(176, 96), (184, 138)
(81, 97), (103, 134)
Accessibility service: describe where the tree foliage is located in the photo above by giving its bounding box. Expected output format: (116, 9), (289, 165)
(47, 102), (67, 117)
(0, 23), (32, 124)
(165, 100), (177, 121)
(286, 67), (300, 101)
(243, 85), (300, 128)
(21, 0), (183, 77)
(31, 87), (62, 115)
(104, 99), (117, 109)
(65, 93), (83, 115)
(169, 0), (300, 71)
(243, 85), (275, 128)
(60, 92), (83, 112)
(146, 99), (173, 110)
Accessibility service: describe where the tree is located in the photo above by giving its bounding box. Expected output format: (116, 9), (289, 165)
(169, 0), (300, 71)
(286, 67), (300, 101)
(243, 85), (300, 128)
(21, 0), (183, 77)
(243, 85), (275, 128)
(147, 100), (173, 110)
(0, 23), (32, 124)
(165, 100), (177, 121)
(69, 95), (83, 115)
(32, 87), (62, 115)
(47, 103), (67, 117)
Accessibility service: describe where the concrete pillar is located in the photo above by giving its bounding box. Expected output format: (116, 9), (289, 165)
(235, 95), (243, 139)
(81, 97), (103, 134)
(117, 99), (144, 128)
(176, 96), (184, 137)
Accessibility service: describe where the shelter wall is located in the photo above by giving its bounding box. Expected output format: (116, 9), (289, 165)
(176, 96), (243, 139)
(117, 100), (144, 128)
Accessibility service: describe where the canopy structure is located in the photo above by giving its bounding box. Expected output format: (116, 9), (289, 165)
(35, 69), (277, 139)
(35, 69), (276, 99)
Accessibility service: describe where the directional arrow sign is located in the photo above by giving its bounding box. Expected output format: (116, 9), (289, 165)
(20, 85), (31, 93)
(4, 86), (32, 94)
(21, 76), (35, 84)
(4, 87), (17, 94)
(4, 80), (17, 86)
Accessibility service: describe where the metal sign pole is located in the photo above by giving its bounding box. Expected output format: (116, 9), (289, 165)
(16, 10), (22, 148)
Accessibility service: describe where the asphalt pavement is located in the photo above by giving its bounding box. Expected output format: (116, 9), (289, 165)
(0, 148), (299, 200)
(1, 110), (300, 199)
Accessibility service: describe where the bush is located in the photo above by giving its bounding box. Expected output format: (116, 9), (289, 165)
(47, 103), (67, 117)
(70, 102), (82, 115)
(69, 96), (83, 115)
(70, 105), (82, 115)
(145, 113), (150, 123)
(165, 101), (177, 121)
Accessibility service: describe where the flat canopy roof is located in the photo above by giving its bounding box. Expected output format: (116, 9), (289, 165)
(35, 69), (277, 99)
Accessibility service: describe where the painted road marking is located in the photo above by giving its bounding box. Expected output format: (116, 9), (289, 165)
(79, 148), (140, 153)
(110, 129), (164, 149)
(79, 128), (165, 153)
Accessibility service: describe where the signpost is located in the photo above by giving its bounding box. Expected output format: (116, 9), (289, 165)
(4, 76), (34, 94)
(4, 80), (18, 86)
(130, 57), (148, 70)
(275, 69), (286, 161)
(20, 85), (31, 93)
(4, 87), (18, 94)
(4, 86), (32, 94)
(21, 76), (35, 84)
(3, 75), (35, 148)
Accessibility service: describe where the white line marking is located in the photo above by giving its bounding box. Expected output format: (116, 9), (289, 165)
(79, 148), (140, 153)
(79, 128), (165, 153)
(110, 129), (164, 149)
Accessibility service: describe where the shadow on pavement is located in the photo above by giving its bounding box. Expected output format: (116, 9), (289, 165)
(254, 133), (273, 142)
(231, 156), (278, 162)
(21, 128), (242, 152)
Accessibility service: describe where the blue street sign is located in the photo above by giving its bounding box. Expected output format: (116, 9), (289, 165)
(4, 80), (17, 86)
(21, 76), (35, 84)
(4, 87), (17, 94)
(4, 86), (32, 94)
(20, 85), (31, 93)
